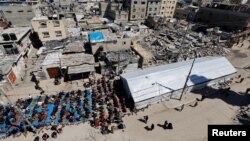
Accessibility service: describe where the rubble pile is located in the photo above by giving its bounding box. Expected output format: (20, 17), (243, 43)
(104, 50), (140, 73)
(140, 22), (231, 65)
(236, 105), (250, 125)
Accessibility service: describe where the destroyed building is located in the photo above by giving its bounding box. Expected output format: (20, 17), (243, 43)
(136, 20), (231, 67)
(100, 50), (140, 75)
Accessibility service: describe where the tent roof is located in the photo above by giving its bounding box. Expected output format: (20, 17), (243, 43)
(121, 56), (237, 103)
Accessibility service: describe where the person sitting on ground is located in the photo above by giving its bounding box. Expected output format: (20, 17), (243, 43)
(34, 136), (39, 141)
(51, 132), (57, 138)
(118, 123), (126, 129)
(42, 133), (49, 140)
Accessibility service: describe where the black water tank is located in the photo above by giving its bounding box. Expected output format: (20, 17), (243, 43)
(2, 33), (10, 41)
(9, 33), (17, 40)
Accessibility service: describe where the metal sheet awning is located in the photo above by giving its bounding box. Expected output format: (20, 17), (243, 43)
(68, 64), (95, 74)
(121, 56), (237, 103)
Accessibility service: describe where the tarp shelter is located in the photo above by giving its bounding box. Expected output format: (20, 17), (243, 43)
(88, 32), (104, 43)
(121, 56), (237, 109)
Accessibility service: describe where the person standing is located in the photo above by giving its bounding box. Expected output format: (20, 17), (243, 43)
(150, 123), (155, 131)
(144, 115), (149, 124)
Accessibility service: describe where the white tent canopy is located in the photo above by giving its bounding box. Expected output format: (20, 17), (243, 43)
(121, 56), (237, 105)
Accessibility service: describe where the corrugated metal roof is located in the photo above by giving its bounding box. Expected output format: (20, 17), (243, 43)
(61, 53), (94, 67)
(121, 56), (237, 103)
(68, 64), (95, 74)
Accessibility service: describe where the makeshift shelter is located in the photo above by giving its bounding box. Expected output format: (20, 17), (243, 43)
(121, 56), (237, 109)
(60, 53), (95, 81)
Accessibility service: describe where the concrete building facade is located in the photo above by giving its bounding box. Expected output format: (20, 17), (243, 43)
(195, 3), (250, 31)
(146, 0), (161, 17)
(0, 5), (35, 27)
(160, 0), (178, 18)
(31, 16), (68, 42)
(129, 0), (148, 23)
(174, 5), (199, 20)
(88, 31), (132, 55)
(104, 2), (129, 24)
(0, 27), (32, 85)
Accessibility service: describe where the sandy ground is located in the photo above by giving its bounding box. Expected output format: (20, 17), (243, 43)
(2, 40), (250, 141)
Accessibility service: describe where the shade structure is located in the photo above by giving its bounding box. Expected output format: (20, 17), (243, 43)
(121, 56), (237, 109)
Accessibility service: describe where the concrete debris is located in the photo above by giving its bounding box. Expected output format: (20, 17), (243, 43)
(139, 21), (231, 65)
(236, 106), (250, 125)
(102, 50), (140, 74)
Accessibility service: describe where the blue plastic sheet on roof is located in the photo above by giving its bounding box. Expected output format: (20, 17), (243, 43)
(88, 32), (104, 42)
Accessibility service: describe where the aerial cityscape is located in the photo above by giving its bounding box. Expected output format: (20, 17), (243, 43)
(0, 0), (250, 141)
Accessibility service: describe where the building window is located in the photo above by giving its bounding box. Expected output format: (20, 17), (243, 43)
(149, 8), (152, 11)
(132, 15), (136, 18)
(153, 13), (156, 15)
(149, 13), (152, 16)
(142, 8), (145, 12)
(55, 31), (62, 37)
(133, 9), (136, 12)
(3, 45), (18, 54)
(27, 10), (32, 12)
(163, 1), (166, 4)
(162, 7), (165, 10)
(39, 21), (47, 28)
(134, 1), (137, 4)
(171, 6), (174, 9)
(150, 2), (153, 4)
(155, 8), (157, 11)
(123, 41), (126, 45)
(141, 1), (145, 4)
(42, 32), (50, 38)
(53, 21), (60, 27)
(5, 11), (12, 13)
(17, 10), (24, 13)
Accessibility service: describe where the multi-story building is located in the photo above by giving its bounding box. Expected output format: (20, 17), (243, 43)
(160, 0), (178, 18)
(146, 0), (161, 17)
(104, 2), (129, 23)
(129, 0), (147, 23)
(0, 27), (32, 85)
(0, 10), (9, 29)
(0, 5), (35, 27)
(31, 16), (68, 42)
(195, 3), (250, 31)
(174, 5), (199, 21)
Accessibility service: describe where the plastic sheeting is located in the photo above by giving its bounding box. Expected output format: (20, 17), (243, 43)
(121, 56), (237, 104)
(88, 32), (104, 43)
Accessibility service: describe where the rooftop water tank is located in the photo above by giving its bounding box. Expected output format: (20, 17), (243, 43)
(9, 33), (17, 40)
(2, 33), (10, 41)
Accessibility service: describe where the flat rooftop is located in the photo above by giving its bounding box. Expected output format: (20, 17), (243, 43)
(0, 27), (30, 43)
(0, 54), (20, 75)
(32, 16), (49, 21)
